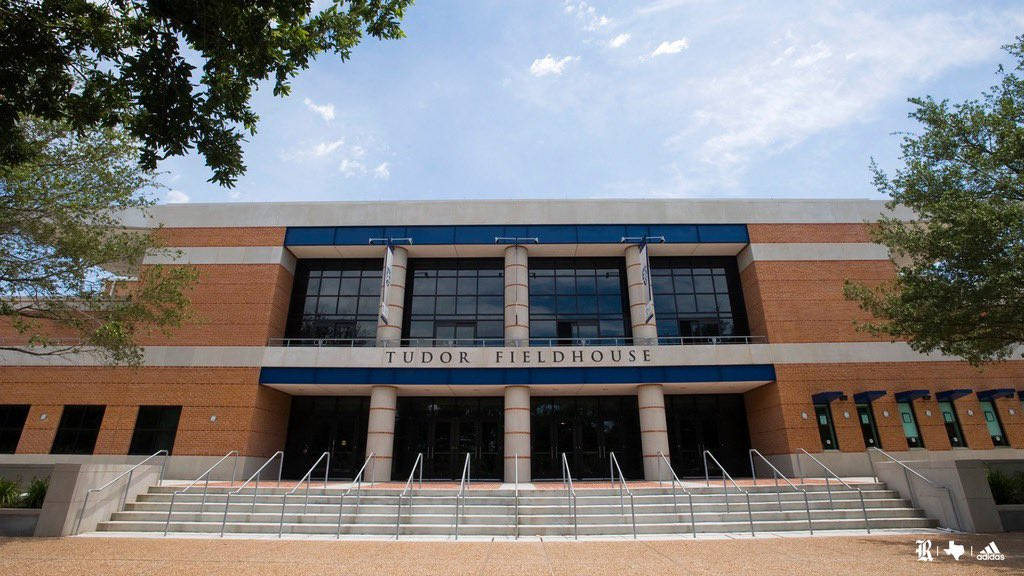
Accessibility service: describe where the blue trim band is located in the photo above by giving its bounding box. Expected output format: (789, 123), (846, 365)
(894, 390), (931, 402)
(284, 224), (749, 246)
(811, 391), (847, 404)
(259, 364), (775, 386)
(977, 388), (1016, 401)
(935, 389), (972, 402)
(852, 390), (886, 403)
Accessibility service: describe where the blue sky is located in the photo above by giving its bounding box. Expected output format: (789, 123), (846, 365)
(159, 0), (1024, 205)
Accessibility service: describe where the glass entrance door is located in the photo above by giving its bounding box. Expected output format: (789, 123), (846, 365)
(665, 395), (751, 477)
(282, 396), (369, 480)
(531, 396), (642, 479)
(393, 397), (503, 480)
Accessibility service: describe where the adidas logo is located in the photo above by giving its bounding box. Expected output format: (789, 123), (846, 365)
(977, 541), (1005, 561)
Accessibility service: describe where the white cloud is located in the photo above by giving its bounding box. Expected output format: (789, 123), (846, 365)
(530, 54), (578, 77)
(651, 38), (690, 57)
(564, 1), (611, 31)
(165, 190), (190, 204)
(303, 97), (335, 122)
(373, 162), (391, 180)
(339, 158), (365, 178)
(227, 190), (242, 200)
(609, 33), (631, 48)
(312, 139), (345, 157)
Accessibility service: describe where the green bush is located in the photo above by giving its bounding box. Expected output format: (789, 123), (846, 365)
(987, 467), (1024, 505)
(0, 478), (18, 508)
(22, 477), (48, 509)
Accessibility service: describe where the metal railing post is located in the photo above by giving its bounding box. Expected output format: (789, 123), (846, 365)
(74, 449), (167, 536)
(164, 450), (238, 537)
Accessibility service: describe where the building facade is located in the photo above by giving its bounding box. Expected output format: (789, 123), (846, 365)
(2, 199), (1023, 482)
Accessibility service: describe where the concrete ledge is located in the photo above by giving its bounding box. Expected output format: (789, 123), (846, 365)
(0, 508), (41, 537)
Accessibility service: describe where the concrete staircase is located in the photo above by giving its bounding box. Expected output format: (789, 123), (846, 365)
(94, 481), (937, 539)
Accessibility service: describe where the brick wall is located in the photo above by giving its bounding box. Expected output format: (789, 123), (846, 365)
(740, 260), (896, 343)
(137, 263), (293, 346)
(154, 227), (286, 247)
(3, 366), (290, 457)
(746, 362), (1024, 455)
(746, 223), (874, 243)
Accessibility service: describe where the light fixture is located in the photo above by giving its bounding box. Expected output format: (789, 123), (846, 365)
(39, 413), (47, 421)
(882, 410), (890, 418)
(210, 415), (217, 422)
(801, 412), (808, 420)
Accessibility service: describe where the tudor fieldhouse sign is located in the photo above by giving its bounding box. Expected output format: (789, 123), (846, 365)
(383, 347), (655, 367)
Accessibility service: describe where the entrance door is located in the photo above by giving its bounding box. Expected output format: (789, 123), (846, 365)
(665, 395), (751, 477)
(282, 396), (369, 480)
(393, 397), (503, 480)
(531, 396), (642, 479)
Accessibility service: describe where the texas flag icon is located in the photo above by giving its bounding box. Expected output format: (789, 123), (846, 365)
(943, 541), (965, 561)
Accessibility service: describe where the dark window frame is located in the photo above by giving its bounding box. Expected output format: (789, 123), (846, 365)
(50, 405), (105, 455)
(528, 257), (631, 345)
(937, 400), (966, 448)
(402, 258), (505, 346)
(285, 259), (384, 345)
(855, 403), (881, 449)
(979, 399), (1010, 447)
(814, 403), (839, 450)
(0, 405), (30, 454)
(897, 401), (925, 448)
(650, 256), (749, 343)
(128, 405), (182, 455)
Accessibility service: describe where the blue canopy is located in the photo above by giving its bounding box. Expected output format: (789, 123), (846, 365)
(935, 389), (972, 402)
(894, 390), (931, 402)
(852, 390), (887, 403)
(977, 389), (1016, 401)
(811, 391), (847, 404)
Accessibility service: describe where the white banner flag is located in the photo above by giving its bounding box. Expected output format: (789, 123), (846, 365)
(639, 243), (655, 323)
(379, 245), (394, 325)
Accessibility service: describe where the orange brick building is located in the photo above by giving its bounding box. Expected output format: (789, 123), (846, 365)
(1, 199), (1022, 481)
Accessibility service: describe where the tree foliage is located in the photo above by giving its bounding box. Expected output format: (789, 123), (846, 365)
(0, 0), (411, 186)
(845, 36), (1024, 365)
(0, 117), (197, 365)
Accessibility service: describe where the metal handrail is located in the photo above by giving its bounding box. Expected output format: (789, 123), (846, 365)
(656, 452), (697, 538)
(453, 452), (471, 539)
(74, 450), (168, 535)
(219, 451), (284, 537)
(394, 452), (423, 539)
(267, 335), (767, 348)
(163, 450), (239, 536)
(797, 449), (870, 533)
(867, 447), (961, 531)
(749, 449), (813, 534)
(608, 452), (637, 539)
(560, 453), (579, 540)
(702, 450), (755, 536)
(337, 452), (375, 538)
(513, 453), (520, 540)
(278, 451), (330, 538)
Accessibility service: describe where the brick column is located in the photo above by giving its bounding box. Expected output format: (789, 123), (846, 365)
(366, 386), (397, 481)
(504, 245), (530, 346)
(504, 386), (531, 483)
(638, 384), (671, 480)
(624, 244), (658, 345)
(375, 246), (408, 346)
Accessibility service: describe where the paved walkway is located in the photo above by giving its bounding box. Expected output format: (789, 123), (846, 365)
(2, 532), (1021, 575)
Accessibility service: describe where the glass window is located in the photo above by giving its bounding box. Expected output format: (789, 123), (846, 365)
(129, 406), (182, 455)
(285, 259), (383, 345)
(529, 258), (630, 345)
(814, 404), (839, 450)
(402, 259), (504, 346)
(856, 403), (881, 449)
(51, 405), (105, 455)
(651, 257), (748, 344)
(897, 401), (924, 448)
(980, 400), (1009, 446)
(937, 401), (966, 448)
(0, 405), (30, 454)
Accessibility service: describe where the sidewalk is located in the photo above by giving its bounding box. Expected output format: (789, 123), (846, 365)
(2, 532), (1020, 575)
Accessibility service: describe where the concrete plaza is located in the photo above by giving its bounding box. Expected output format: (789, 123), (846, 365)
(1, 532), (1021, 575)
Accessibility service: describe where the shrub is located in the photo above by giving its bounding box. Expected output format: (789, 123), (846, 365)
(0, 478), (18, 508)
(986, 467), (1024, 505)
(22, 477), (48, 509)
